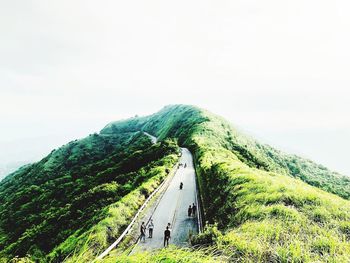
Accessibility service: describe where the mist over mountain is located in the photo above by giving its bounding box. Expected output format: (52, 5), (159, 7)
(0, 162), (27, 182)
(0, 135), (89, 181)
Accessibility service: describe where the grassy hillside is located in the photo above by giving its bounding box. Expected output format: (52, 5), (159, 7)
(102, 105), (350, 199)
(103, 246), (222, 263)
(2, 105), (350, 262)
(103, 105), (350, 262)
(0, 131), (179, 262)
(50, 147), (178, 263)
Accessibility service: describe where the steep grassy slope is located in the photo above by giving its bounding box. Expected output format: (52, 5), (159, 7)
(192, 147), (350, 262)
(2, 105), (349, 262)
(51, 147), (178, 263)
(104, 246), (222, 263)
(0, 131), (179, 262)
(103, 105), (350, 262)
(104, 105), (350, 199)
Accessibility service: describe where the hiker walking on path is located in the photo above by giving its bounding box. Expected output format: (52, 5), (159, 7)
(192, 203), (197, 217)
(140, 222), (146, 242)
(164, 226), (171, 247)
(188, 205), (192, 217)
(179, 182), (183, 190)
(148, 219), (154, 238)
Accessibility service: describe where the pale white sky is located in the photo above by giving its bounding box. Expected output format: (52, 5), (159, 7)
(0, 1), (349, 175)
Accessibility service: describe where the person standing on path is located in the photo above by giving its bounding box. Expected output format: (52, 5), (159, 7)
(164, 226), (171, 247)
(148, 219), (154, 238)
(188, 205), (192, 217)
(167, 222), (172, 235)
(140, 222), (146, 242)
(192, 203), (197, 217)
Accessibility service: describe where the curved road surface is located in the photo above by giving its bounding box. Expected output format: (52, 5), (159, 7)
(133, 147), (199, 252)
(143, 132), (157, 144)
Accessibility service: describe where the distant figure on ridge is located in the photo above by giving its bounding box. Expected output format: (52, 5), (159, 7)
(140, 222), (146, 242)
(148, 219), (154, 238)
(179, 182), (183, 190)
(188, 205), (192, 217)
(164, 226), (171, 247)
(192, 203), (197, 217)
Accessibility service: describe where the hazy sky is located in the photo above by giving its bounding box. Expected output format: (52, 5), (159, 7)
(1, 1), (349, 175)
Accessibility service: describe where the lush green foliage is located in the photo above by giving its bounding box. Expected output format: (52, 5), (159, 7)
(103, 246), (222, 263)
(125, 105), (350, 200)
(0, 131), (179, 262)
(51, 152), (178, 263)
(105, 105), (350, 262)
(2, 104), (350, 263)
(193, 148), (350, 262)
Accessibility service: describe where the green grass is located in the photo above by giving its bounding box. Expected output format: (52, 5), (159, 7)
(211, 165), (350, 262)
(103, 246), (223, 263)
(188, 107), (350, 262)
(52, 154), (178, 263)
(103, 105), (350, 262)
(0, 131), (179, 262)
(2, 104), (350, 263)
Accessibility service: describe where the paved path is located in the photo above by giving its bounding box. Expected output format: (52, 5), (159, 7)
(143, 132), (157, 144)
(134, 148), (199, 251)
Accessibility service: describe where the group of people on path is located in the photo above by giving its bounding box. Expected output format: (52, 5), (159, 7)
(178, 162), (187, 168)
(140, 219), (155, 241)
(188, 203), (197, 217)
(140, 220), (172, 247)
(138, 159), (197, 248)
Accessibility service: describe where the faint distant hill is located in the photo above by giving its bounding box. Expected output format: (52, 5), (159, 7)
(0, 135), (84, 181)
(0, 161), (28, 181)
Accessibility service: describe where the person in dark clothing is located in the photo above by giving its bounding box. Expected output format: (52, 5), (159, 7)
(167, 222), (171, 231)
(179, 182), (183, 190)
(164, 226), (171, 247)
(188, 205), (192, 217)
(148, 219), (154, 238)
(140, 222), (146, 242)
(192, 203), (197, 217)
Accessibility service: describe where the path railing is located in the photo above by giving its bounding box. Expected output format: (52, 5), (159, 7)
(194, 185), (203, 233)
(94, 161), (179, 262)
(192, 156), (204, 233)
(94, 139), (205, 261)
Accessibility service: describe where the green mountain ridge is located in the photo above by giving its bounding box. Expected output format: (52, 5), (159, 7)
(103, 105), (350, 199)
(0, 131), (179, 262)
(1, 104), (349, 262)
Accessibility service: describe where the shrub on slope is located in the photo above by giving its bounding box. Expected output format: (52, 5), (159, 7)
(105, 246), (222, 263)
(0, 131), (178, 262)
(193, 147), (350, 262)
(106, 105), (350, 262)
(125, 104), (350, 200)
(49, 152), (178, 263)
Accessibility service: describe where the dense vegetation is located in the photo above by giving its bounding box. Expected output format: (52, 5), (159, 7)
(2, 104), (350, 262)
(51, 149), (178, 263)
(102, 105), (350, 262)
(0, 131), (179, 262)
(104, 246), (222, 263)
(127, 105), (350, 200)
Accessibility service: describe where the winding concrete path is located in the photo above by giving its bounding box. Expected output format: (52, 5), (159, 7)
(143, 132), (157, 144)
(134, 147), (199, 251)
(96, 134), (200, 260)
